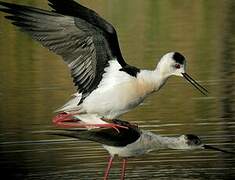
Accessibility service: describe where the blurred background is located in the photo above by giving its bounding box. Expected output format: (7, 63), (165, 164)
(0, 0), (234, 179)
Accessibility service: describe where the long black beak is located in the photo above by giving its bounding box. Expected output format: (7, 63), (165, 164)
(182, 73), (209, 96)
(203, 145), (235, 154)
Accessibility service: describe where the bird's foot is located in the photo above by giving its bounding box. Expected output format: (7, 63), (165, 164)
(52, 112), (80, 128)
(52, 113), (128, 133)
(101, 118), (129, 133)
(93, 123), (129, 133)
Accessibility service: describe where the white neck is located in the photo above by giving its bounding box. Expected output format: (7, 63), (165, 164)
(137, 68), (170, 92)
(142, 132), (186, 150)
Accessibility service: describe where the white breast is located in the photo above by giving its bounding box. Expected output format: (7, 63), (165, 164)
(81, 60), (156, 118)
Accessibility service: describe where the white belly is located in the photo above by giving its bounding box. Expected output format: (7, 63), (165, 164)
(80, 60), (155, 118)
(82, 79), (147, 118)
(58, 60), (156, 118)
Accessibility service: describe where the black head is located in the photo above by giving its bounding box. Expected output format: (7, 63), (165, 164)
(169, 52), (209, 96)
(185, 134), (202, 146)
(184, 134), (235, 154)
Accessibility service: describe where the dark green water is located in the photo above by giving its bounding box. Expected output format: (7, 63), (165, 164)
(0, 0), (234, 179)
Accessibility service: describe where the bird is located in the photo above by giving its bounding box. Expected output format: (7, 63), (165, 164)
(0, 0), (208, 129)
(48, 119), (234, 180)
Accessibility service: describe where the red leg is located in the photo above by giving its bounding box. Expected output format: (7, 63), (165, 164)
(52, 113), (128, 132)
(52, 113), (77, 124)
(103, 156), (114, 180)
(120, 158), (127, 180)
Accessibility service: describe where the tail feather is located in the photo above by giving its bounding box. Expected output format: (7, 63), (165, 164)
(55, 93), (82, 113)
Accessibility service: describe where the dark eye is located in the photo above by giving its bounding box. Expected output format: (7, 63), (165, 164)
(175, 64), (181, 69)
(193, 139), (201, 145)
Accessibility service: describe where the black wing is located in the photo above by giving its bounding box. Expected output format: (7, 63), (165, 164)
(0, 0), (134, 101)
(48, 119), (141, 147)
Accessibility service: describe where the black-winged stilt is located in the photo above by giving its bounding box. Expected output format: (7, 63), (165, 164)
(0, 0), (208, 129)
(49, 119), (234, 180)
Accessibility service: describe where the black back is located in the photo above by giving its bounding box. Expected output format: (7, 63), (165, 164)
(50, 119), (141, 147)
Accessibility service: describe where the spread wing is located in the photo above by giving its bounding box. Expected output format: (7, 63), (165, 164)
(0, 0), (128, 101)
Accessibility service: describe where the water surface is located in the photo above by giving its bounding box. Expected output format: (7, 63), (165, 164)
(0, 0), (235, 179)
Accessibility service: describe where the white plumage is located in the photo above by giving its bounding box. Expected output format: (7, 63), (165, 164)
(56, 53), (189, 119)
(0, 1), (208, 127)
(58, 59), (157, 118)
(103, 132), (199, 157)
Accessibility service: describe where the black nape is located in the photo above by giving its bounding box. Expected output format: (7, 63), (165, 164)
(119, 65), (140, 77)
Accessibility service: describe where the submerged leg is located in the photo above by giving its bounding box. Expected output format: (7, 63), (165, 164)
(103, 156), (114, 180)
(120, 158), (127, 180)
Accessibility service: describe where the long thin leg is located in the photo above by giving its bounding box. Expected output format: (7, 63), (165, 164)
(104, 156), (114, 180)
(121, 158), (127, 180)
(52, 113), (128, 132)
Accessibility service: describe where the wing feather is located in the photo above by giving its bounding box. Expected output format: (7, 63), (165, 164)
(0, 0), (138, 104)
